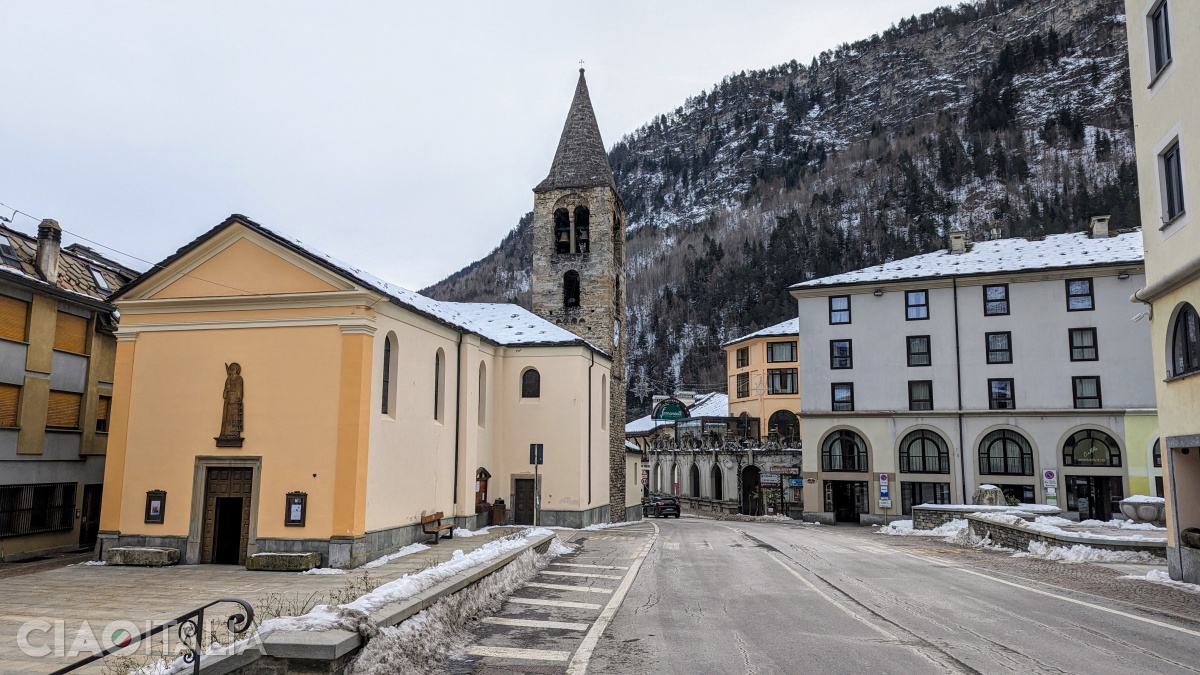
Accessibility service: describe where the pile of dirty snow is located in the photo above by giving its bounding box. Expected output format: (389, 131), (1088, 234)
(1014, 540), (1158, 564)
(1123, 569), (1200, 594)
(877, 519), (967, 538)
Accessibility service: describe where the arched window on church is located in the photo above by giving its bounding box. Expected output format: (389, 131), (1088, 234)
(554, 209), (571, 254)
(573, 206), (590, 253)
(564, 270), (580, 310)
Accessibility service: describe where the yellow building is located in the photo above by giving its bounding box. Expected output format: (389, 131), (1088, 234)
(723, 318), (801, 444)
(1126, 0), (1200, 582)
(98, 215), (612, 567)
(0, 219), (137, 561)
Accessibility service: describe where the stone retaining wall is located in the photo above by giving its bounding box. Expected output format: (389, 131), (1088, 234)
(913, 506), (964, 530)
(966, 515), (1167, 558)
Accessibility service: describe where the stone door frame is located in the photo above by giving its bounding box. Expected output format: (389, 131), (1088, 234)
(186, 456), (262, 565)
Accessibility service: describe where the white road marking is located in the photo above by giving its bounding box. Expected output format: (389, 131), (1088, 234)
(766, 553), (896, 640)
(566, 521), (660, 675)
(543, 570), (624, 580)
(934, 557), (1200, 638)
(551, 563), (629, 570)
(525, 582), (613, 594)
(509, 597), (603, 610)
(465, 646), (571, 661)
(663, 542), (680, 550)
(483, 616), (590, 631)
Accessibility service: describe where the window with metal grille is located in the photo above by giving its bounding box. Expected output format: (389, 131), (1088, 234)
(831, 382), (854, 411)
(521, 368), (541, 398)
(46, 390), (82, 429)
(901, 481), (951, 515)
(54, 312), (88, 354)
(767, 368), (798, 395)
(908, 380), (933, 411)
(986, 332), (1012, 364)
(0, 295), (29, 343)
(96, 395), (111, 433)
(767, 341), (796, 363)
(1070, 328), (1098, 361)
(988, 379), (1015, 410)
(736, 372), (750, 398)
(1163, 141), (1185, 221)
(829, 340), (852, 369)
(1066, 279), (1094, 312)
(907, 335), (931, 367)
(899, 430), (949, 473)
(1150, 1), (1172, 74)
(906, 290), (929, 320)
(821, 429), (867, 472)
(0, 482), (77, 538)
(0, 383), (18, 428)
(1072, 376), (1102, 409)
(983, 284), (1009, 316)
(979, 429), (1033, 475)
(829, 296), (850, 324)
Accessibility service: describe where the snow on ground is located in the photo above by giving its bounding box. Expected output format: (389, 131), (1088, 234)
(1035, 515), (1166, 532)
(362, 542), (431, 569)
(75, 560), (107, 566)
(301, 567), (347, 575)
(452, 526), (496, 538)
(1124, 569), (1200, 594)
(1014, 541), (1159, 564)
(262, 528), (555, 633)
(974, 513), (1167, 543)
(877, 519), (967, 538)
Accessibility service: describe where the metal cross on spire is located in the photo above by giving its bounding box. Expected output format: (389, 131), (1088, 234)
(579, 59), (585, 71)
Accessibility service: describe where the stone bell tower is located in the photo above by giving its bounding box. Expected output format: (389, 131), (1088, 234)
(531, 68), (627, 522)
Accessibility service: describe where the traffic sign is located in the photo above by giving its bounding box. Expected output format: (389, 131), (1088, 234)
(1042, 469), (1057, 487)
(529, 444), (544, 465)
(760, 473), (781, 486)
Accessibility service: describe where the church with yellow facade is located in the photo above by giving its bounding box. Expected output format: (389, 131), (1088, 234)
(97, 70), (626, 567)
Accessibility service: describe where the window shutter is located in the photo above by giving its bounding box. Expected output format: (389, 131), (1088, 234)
(0, 384), (18, 427)
(54, 312), (89, 354)
(0, 296), (29, 342)
(96, 395), (111, 432)
(46, 391), (82, 429)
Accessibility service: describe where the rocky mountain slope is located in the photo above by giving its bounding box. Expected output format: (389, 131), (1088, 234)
(424, 0), (1139, 417)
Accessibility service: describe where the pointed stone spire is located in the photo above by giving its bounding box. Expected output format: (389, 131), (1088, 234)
(534, 69), (617, 193)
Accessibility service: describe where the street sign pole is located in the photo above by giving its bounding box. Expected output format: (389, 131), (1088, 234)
(530, 443), (544, 527)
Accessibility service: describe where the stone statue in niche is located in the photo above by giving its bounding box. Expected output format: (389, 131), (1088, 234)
(215, 362), (244, 447)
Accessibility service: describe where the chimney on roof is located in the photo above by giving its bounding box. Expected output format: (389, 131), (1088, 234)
(1091, 215), (1111, 239)
(949, 230), (967, 255)
(989, 221), (1005, 240)
(35, 219), (62, 284)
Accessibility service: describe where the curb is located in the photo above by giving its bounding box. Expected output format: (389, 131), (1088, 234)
(198, 531), (555, 674)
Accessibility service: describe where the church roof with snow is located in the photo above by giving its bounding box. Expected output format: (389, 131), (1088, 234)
(534, 69), (618, 194)
(722, 318), (799, 348)
(790, 231), (1144, 291)
(114, 214), (605, 353)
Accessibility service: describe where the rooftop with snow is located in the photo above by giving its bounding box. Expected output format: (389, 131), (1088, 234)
(790, 230), (1143, 291)
(626, 392), (729, 435)
(723, 317), (799, 347)
(115, 215), (602, 353)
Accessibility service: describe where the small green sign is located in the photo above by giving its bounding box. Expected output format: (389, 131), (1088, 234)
(655, 403), (687, 420)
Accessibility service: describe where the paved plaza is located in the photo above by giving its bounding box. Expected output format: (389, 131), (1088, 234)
(0, 528), (522, 674)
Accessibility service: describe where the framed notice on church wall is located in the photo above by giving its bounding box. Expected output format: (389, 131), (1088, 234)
(285, 492), (307, 527)
(144, 490), (166, 524)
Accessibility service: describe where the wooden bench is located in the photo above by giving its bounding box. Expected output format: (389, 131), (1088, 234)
(421, 511), (454, 544)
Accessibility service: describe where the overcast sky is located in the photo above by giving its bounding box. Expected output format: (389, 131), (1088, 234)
(2, 1), (949, 290)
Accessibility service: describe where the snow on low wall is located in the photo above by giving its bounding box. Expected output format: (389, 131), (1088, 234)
(913, 504), (1060, 531)
(965, 514), (1167, 558)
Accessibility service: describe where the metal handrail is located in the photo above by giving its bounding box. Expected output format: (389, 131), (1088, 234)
(49, 598), (254, 675)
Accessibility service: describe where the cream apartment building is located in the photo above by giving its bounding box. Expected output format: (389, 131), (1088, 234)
(1126, 0), (1200, 583)
(790, 224), (1158, 524)
(723, 318), (801, 444)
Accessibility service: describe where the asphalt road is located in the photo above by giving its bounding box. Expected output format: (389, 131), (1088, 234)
(587, 518), (1200, 675)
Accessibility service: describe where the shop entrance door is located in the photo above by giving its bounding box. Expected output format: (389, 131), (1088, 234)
(1066, 476), (1123, 521)
(826, 480), (868, 523)
(740, 466), (762, 515)
(79, 484), (102, 548)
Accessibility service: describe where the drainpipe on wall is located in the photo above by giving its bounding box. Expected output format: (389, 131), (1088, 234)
(588, 350), (594, 505)
(453, 332), (463, 508)
(953, 277), (968, 504)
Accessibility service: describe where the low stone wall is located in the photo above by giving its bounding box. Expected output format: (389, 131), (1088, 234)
(912, 505), (1061, 531)
(678, 497), (739, 515)
(966, 515), (1167, 558)
(801, 511), (836, 525)
(912, 506), (964, 530)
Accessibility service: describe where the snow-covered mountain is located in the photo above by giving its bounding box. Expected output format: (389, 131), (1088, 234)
(424, 0), (1138, 417)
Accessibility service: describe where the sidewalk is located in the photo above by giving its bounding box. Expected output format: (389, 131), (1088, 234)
(0, 527), (523, 674)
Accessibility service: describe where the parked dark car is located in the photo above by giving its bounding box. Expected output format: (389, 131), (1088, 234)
(642, 494), (681, 518)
